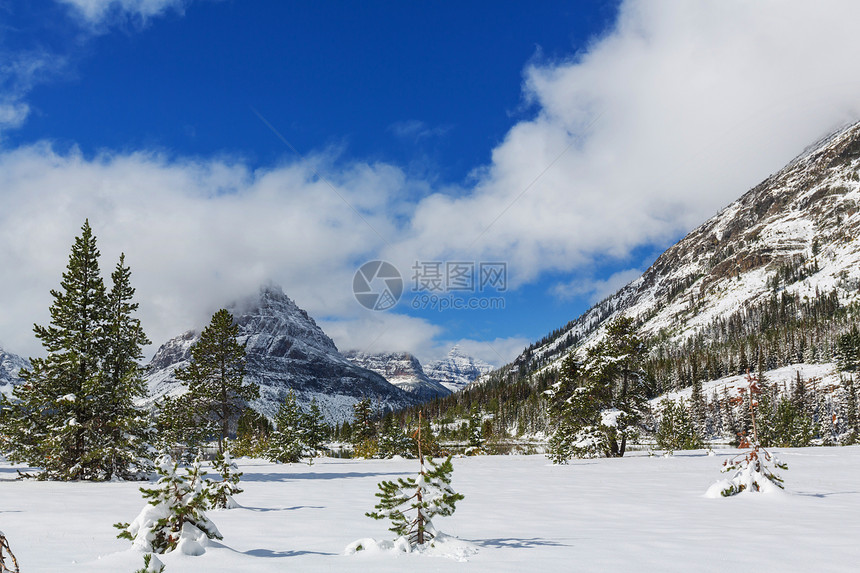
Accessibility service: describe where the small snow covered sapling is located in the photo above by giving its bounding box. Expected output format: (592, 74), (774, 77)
(709, 373), (788, 497)
(115, 453), (222, 555)
(366, 414), (464, 547)
(134, 553), (165, 573)
(0, 531), (19, 573)
(207, 450), (243, 509)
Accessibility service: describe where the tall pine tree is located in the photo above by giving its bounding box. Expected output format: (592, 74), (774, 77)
(0, 221), (151, 480)
(174, 309), (259, 453)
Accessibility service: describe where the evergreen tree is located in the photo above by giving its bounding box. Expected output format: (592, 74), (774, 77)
(655, 398), (703, 454)
(175, 309), (259, 453)
(545, 355), (608, 463)
(366, 415), (463, 547)
(465, 406), (485, 455)
(207, 450), (243, 509)
(267, 391), (307, 464)
(96, 254), (152, 479)
(116, 454), (222, 554)
(377, 415), (413, 459)
(234, 407), (271, 457)
(351, 398), (378, 458)
(584, 316), (649, 457)
(302, 398), (328, 457)
(0, 221), (150, 480)
(689, 377), (707, 436)
(842, 376), (859, 444)
(710, 373), (788, 496)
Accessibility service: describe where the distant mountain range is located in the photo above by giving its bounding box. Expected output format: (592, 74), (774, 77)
(424, 346), (495, 392)
(145, 286), (422, 422)
(343, 350), (451, 401)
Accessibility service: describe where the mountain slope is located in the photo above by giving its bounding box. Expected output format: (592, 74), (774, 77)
(0, 346), (29, 397)
(519, 120), (860, 374)
(343, 350), (451, 401)
(424, 346), (495, 392)
(145, 286), (420, 422)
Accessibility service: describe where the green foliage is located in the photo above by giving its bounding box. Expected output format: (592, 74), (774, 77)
(377, 415), (414, 459)
(233, 407), (272, 457)
(174, 309), (259, 453)
(0, 221), (151, 480)
(134, 553), (165, 573)
(465, 406), (485, 455)
(351, 398), (376, 445)
(367, 420), (464, 547)
(207, 450), (243, 509)
(655, 398), (703, 453)
(267, 391), (307, 464)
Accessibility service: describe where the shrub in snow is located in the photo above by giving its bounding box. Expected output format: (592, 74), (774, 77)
(115, 454), (222, 555)
(465, 406), (486, 456)
(0, 531), (19, 573)
(134, 553), (165, 573)
(656, 398), (703, 454)
(267, 391), (316, 464)
(707, 372), (788, 497)
(708, 446), (787, 497)
(207, 450), (243, 509)
(377, 416), (414, 459)
(365, 416), (464, 548)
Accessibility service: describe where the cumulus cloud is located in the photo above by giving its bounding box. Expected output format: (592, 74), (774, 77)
(0, 145), (404, 358)
(386, 0), (860, 287)
(552, 268), (644, 305)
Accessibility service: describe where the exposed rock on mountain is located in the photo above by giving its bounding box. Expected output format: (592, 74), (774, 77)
(424, 346), (495, 392)
(0, 346), (29, 397)
(146, 286), (420, 422)
(343, 350), (451, 401)
(519, 120), (860, 373)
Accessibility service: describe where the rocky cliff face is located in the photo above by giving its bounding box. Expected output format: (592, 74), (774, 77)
(424, 346), (495, 392)
(343, 350), (451, 401)
(520, 120), (860, 372)
(146, 286), (420, 422)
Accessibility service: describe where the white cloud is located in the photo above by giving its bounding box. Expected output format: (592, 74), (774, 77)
(0, 145), (402, 359)
(387, 0), (860, 287)
(5, 0), (860, 369)
(552, 268), (643, 305)
(56, 0), (187, 26)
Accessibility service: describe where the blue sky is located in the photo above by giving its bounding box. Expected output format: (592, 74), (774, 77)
(2, 1), (860, 365)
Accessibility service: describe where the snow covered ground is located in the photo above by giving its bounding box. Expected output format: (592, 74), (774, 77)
(1, 448), (859, 572)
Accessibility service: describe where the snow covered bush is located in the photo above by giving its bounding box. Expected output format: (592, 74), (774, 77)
(707, 372), (788, 497)
(115, 454), (222, 555)
(134, 553), (165, 573)
(708, 446), (788, 497)
(207, 450), (243, 509)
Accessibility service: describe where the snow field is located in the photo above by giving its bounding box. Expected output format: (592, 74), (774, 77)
(1, 448), (859, 572)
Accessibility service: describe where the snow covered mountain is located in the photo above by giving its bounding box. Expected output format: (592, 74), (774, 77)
(0, 345), (29, 397)
(343, 350), (451, 401)
(145, 285), (420, 422)
(424, 346), (495, 392)
(518, 120), (860, 373)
